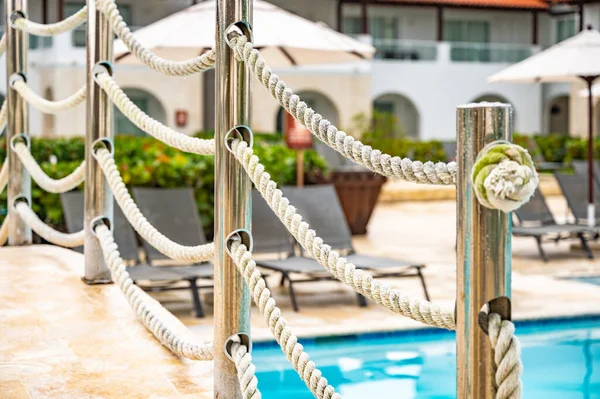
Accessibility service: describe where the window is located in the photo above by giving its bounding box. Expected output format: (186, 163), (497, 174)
(556, 17), (576, 43)
(444, 20), (490, 61)
(65, 2), (132, 47)
(370, 17), (398, 40)
(342, 16), (362, 35)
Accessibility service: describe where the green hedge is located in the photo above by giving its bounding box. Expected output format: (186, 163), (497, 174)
(0, 134), (327, 238)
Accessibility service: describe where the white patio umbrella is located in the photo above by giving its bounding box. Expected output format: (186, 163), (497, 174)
(489, 27), (600, 227)
(113, 0), (375, 67)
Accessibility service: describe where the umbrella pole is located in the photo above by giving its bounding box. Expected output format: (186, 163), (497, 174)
(584, 76), (597, 227)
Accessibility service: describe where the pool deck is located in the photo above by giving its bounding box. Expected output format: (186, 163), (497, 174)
(1, 196), (599, 397)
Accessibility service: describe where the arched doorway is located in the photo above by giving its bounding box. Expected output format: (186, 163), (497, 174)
(373, 93), (420, 139)
(115, 88), (167, 136)
(548, 95), (569, 135)
(275, 90), (339, 134)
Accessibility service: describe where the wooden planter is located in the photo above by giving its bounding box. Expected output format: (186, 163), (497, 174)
(329, 168), (387, 235)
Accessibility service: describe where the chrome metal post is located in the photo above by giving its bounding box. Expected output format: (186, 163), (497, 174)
(83, 0), (113, 283)
(214, 0), (253, 397)
(456, 103), (513, 398)
(6, 0), (31, 245)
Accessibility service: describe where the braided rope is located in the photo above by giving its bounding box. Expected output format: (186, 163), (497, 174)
(0, 34), (6, 58)
(13, 6), (87, 36)
(13, 142), (85, 194)
(0, 99), (7, 134)
(95, 73), (215, 155)
(230, 139), (455, 330)
(230, 336), (262, 399)
(230, 241), (341, 399)
(0, 162), (7, 195)
(95, 147), (215, 263)
(227, 35), (456, 185)
(97, 0), (216, 76)
(488, 314), (523, 399)
(13, 80), (86, 114)
(15, 201), (84, 247)
(95, 223), (214, 360)
(0, 215), (9, 246)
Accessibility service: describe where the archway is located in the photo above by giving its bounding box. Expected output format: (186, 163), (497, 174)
(472, 93), (516, 125)
(548, 95), (570, 135)
(115, 88), (167, 136)
(373, 93), (420, 139)
(275, 90), (339, 134)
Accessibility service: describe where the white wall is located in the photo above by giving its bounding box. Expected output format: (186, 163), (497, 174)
(372, 54), (543, 140)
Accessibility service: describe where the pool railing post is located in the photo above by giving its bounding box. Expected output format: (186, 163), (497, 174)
(213, 0), (253, 397)
(6, 0), (32, 246)
(83, 0), (113, 284)
(456, 103), (513, 398)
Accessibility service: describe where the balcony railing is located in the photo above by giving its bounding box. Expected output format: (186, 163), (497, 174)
(373, 39), (438, 61)
(449, 41), (534, 63)
(371, 38), (536, 64)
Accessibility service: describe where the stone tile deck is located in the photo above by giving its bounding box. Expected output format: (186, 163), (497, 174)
(1, 196), (599, 397)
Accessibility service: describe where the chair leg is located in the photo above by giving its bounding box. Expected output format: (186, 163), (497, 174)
(286, 275), (299, 312)
(279, 273), (286, 287)
(189, 279), (205, 318)
(579, 234), (595, 259)
(416, 268), (431, 301)
(356, 293), (368, 307)
(535, 237), (548, 262)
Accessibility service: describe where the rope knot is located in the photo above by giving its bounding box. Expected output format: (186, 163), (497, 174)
(471, 142), (538, 213)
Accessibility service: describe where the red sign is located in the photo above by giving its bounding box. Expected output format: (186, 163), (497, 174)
(175, 110), (188, 127)
(284, 111), (313, 150)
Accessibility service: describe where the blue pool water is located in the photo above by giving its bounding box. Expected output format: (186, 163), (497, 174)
(252, 318), (600, 398)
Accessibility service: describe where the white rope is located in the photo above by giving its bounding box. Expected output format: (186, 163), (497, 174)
(13, 142), (85, 194)
(230, 336), (262, 399)
(12, 6), (87, 36)
(97, 0), (216, 76)
(95, 73), (215, 156)
(0, 34), (6, 57)
(13, 80), (86, 114)
(95, 147), (215, 263)
(0, 215), (9, 246)
(230, 139), (455, 330)
(230, 241), (341, 399)
(95, 223), (214, 360)
(15, 201), (84, 247)
(227, 34), (456, 185)
(488, 314), (523, 399)
(0, 99), (7, 134)
(0, 162), (7, 195)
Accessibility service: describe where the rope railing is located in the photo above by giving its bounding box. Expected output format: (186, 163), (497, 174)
(0, 215), (9, 246)
(13, 80), (86, 114)
(97, 0), (216, 76)
(14, 200), (85, 247)
(229, 241), (341, 399)
(12, 6), (87, 36)
(0, 100), (7, 135)
(95, 147), (215, 263)
(229, 138), (455, 329)
(95, 73), (216, 156)
(488, 314), (523, 399)
(95, 223), (214, 360)
(0, 162), (7, 195)
(0, 34), (6, 58)
(13, 142), (86, 194)
(230, 336), (262, 399)
(228, 34), (456, 185)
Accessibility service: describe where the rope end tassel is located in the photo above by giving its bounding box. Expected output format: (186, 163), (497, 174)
(471, 142), (538, 213)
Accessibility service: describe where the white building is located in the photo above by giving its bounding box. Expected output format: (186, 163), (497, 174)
(1, 0), (598, 141)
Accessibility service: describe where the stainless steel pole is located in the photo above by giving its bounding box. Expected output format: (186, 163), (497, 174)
(6, 0), (31, 245)
(456, 103), (513, 398)
(214, 0), (252, 397)
(83, 0), (113, 283)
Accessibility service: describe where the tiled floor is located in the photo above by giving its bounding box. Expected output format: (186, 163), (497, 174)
(1, 196), (599, 398)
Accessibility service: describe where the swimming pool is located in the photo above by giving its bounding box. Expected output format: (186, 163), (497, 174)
(252, 317), (600, 398)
